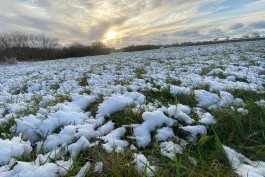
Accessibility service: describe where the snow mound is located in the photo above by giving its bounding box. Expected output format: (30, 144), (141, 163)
(195, 90), (219, 109)
(134, 111), (174, 148)
(223, 145), (265, 177)
(196, 109), (216, 125)
(97, 92), (145, 117)
(66, 136), (90, 159)
(170, 85), (191, 96)
(0, 159), (72, 177)
(0, 136), (32, 166)
(160, 141), (183, 160)
(195, 90), (244, 110)
(36, 104), (87, 137)
(167, 105), (194, 124)
(180, 125), (207, 141)
(100, 127), (128, 153)
(133, 153), (156, 176)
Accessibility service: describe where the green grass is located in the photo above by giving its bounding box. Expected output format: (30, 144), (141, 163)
(65, 88), (264, 176)
(201, 67), (212, 76)
(166, 78), (182, 86)
(106, 107), (144, 128)
(86, 96), (104, 117)
(7, 87), (264, 176)
(11, 84), (28, 95)
(79, 73), (88, 87)
(0, 118), (16, 139)
(67, 147), (139, 177)
(175, 92), (197, 108)
(50, 83), (60, 90)
(142, 86), (176, 106)
(217, 72), (226, 79)
(142, 86), (197, 108)
(80, 88), (92, 95)
(212, 89), (265, 160)
(135, 67), (146, 79)
(54, 94), (72, 103)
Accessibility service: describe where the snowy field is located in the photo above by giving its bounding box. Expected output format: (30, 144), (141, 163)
(0, 41), (265, 176)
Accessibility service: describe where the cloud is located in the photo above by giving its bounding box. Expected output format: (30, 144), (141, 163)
(0, 0), (264, 47)
(249, 20), (265, 29)
(174, 30), (200, 37)
(228, 23), (245, 30)
(208, 28), (222, 34)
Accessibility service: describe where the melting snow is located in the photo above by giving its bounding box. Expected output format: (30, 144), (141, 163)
(133, 153), (156, 176)
(223, 145), (265, 177)
(0, 41), (264, 176)
(0, 136), (32, 166)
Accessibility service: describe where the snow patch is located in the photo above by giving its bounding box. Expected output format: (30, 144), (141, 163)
(133, 153), (156, 176)
(223, 145), (265, 177)
(160, 141), (183, 160)
(0, 136), (32, 166)
(134, 111), (174, 148)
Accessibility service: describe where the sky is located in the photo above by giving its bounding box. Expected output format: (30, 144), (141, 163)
(0, 0), (265, 48)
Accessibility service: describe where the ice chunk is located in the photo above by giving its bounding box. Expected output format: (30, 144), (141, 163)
(66, 136), (90, 159)
(69, 95), (96, 111)
(40, 125), (77, 152)
(75, 162), (90, 177)
(155, 127), (175, 141)
(97, 95), (133, 117)
(167, 105), (177, 117)
(100, 127), (128, 153)
(133, 153), (156, 176)
(197, 111), (216, 125)
(195, 90), (219, 109)
(180, 125), (207, 137)
(237, 108), (249, 115)
(16, 115), (42, 142)
(177, 104), (191, 115)
(134, 111), (174, 148)
(36, 108), (87, 137)
(160, 141), (183, 160)
(174, 109), (194, 124)
(208, 68), (224, 76)
(93, 162), (103, 172)
(170, 85), (191, 96)
(227, 76), (236, 82)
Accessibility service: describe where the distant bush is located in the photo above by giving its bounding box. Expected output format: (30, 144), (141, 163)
(122, 44), (161, 52)
(58, 42), (111, 59)
(0, 56), (18, 64)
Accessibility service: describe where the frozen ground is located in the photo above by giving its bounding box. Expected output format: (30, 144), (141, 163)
(0, 41), (265, 176)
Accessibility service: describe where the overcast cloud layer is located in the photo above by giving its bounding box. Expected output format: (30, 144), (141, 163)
(0, 0), (265, 47)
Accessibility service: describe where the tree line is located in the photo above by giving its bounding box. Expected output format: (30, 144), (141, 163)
(1, 31), (265, 64)
(0, 31), (111, 64)
(164, 33), (265, 48)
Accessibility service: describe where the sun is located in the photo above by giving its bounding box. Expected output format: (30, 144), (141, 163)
(105, 30), (118, 40)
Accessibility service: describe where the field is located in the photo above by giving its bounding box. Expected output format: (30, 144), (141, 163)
(0, 41), (265, 177)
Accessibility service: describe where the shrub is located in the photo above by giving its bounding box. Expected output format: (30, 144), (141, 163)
(0, 56), (17, 64)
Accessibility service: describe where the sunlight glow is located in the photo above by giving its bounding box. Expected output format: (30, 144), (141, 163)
(105, 30), (118, 40)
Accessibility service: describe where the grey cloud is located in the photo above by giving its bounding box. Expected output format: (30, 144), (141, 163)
(208, 28), (222, 34)
(228, 23), (245, 30)
(249, 20), (265, 29)
(174, 30), (200, 37)
(161, 33), (169, 37)
(206, 28), (226, 38)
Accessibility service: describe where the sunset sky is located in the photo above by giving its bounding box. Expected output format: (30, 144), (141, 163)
(0, 0), (265, 47)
